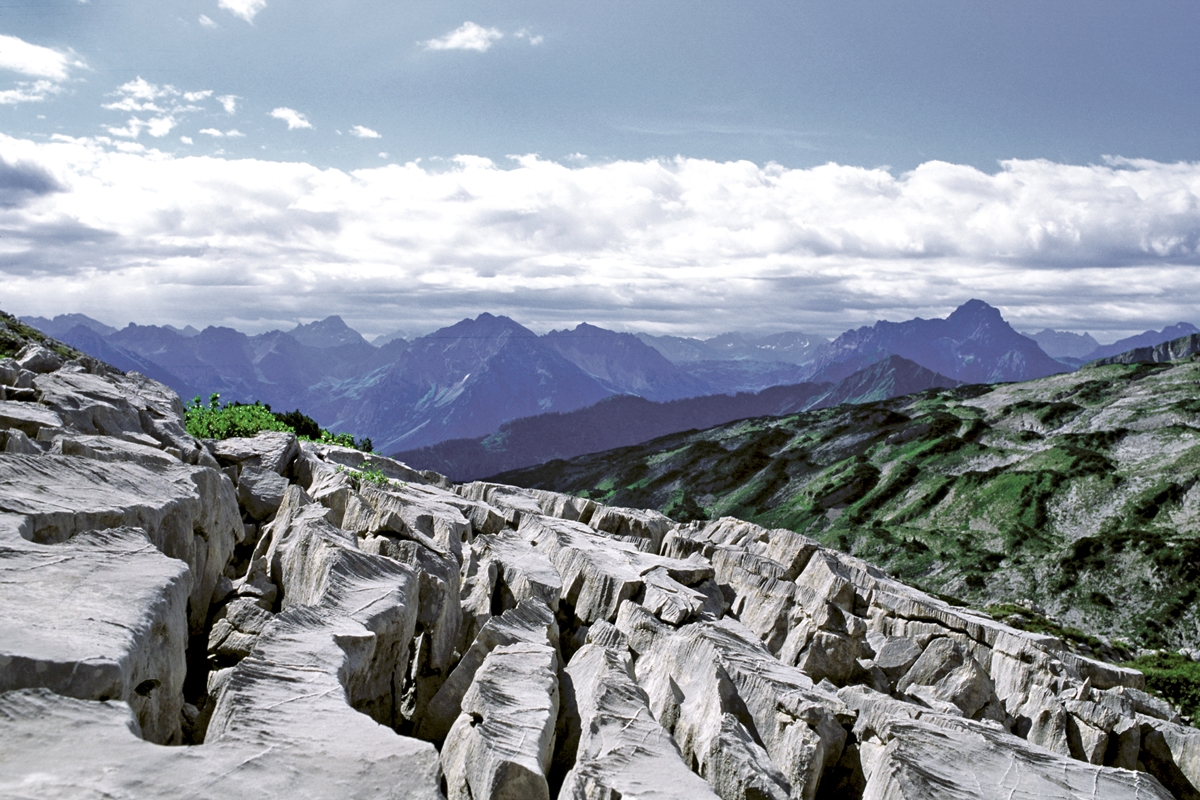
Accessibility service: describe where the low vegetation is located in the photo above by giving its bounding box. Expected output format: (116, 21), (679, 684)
(1124, 652), (1200, 722)
(0, 310), (82, 361)
(185, 394), (373, 452)
(497, 358), (1200, 650)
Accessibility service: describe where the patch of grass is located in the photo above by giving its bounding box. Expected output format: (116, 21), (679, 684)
(986, 603), (1113, 655)
(337, 464), (393, 490)
(1123, 652), (1200, 721)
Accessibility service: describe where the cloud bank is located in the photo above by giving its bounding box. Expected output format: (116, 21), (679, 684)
(2, 134), (1199, 339)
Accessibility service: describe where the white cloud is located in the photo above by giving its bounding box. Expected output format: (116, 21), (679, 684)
(0, 80), (63, 106)
(422, 22), (504, 52)
(3, 134), (1200, 338)
(218, 0), (266, 23)
(180, 136), (194, 144)
(514, 28), (544, 46)
(226, 129), (245, 138)
(199, 128), (224, 137)
(351, 125), (381, 139)
(0, 34), (84, 81)
(104, 78), (217, 139)
(217, 94), (239, 115)
(198, 14), (217, 28)
(270, 107), (311, 130)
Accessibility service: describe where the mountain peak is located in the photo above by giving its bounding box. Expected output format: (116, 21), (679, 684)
(947, 299), (1003, 324)
(288, 315), (367, 349)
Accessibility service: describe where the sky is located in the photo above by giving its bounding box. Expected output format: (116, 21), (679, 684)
(2, 1), (1200, 340)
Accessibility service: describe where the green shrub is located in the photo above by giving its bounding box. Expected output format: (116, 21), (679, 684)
(185, 394), (292, 439)
(185, 394), (373, 451)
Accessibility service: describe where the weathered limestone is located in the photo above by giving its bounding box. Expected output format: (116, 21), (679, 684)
(560, 641), (722, 800)
(441, 641), (560, 800)
(420, 599), (559, 744)
(460, 531), (563, 649)
(0, 526), (190, 744)
(236, 465), (289, 521)
(211, 430), (299, 476)
(519, 514), (714, 626)
(0, 454), (241, 630)
(0, 400), (63, 438)
(0, 688), (444, 799)
(637, 616), (849, 800)
(4, 331), (1200, 800)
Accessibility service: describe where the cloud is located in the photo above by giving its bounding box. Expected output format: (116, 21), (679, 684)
(3, 134), (1200, 339)
(0, 80), (64, 106)
(350, 125), (381, 139)
(199, 14), (217, 28)
(514, 28), (544, 46)
(103, 78), (216, 139)
(0, 34), (84, 82)
(0, 34), (85, 105)
(0, 154), (62, 207)
(422, 22), (504, 52)
(218, 0), (266, 23)
(270, 107), (311, 130)
(217, 94), (239, 114)
(181, 136), (194, 145)
(199, 128), (245, 138)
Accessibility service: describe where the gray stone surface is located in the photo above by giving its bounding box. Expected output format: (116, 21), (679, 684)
(441, 641), (560, 800)
(560, 641), (721, 800)
(0, 526), (190, 744)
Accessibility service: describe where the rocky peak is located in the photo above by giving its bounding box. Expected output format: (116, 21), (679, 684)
(287, 315), (369, 349)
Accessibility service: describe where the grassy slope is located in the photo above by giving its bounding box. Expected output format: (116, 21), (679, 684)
(0, 310), (83, 361)
(497, 359), (1200, 650)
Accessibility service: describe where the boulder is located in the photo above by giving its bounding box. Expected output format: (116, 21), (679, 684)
(441, 641), (560, 800)
(0, 454), (241, 631)
(0, 526), (190, 744)
(0, 400), (62, 438)
(237, 466), (289, 521)
(560, 641), (722, 800)
(212, 430), (299, 476)
(0, 688), (444, 800)
(15, 343), (62, 374)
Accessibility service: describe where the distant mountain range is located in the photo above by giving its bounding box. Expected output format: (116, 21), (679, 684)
(396, 354), (958, 481)
(21, 300), (1195, 454)
(1028, 322), (1200, 365)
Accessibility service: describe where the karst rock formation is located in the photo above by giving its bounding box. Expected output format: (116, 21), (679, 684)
(2, 339), (1199, 799)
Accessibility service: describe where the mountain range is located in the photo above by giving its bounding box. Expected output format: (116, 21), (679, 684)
(21, 301), (1195, 455)
(396, 354), (958, 481)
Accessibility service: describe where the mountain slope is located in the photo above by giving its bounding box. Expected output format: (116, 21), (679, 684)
(1093, 331), (1200, 366)
(1027, 328), (1101, 360)
(498, 357), (1200, 649)
(542, 322), (710, 400)
(808, 299), (1066, 384)
(398, 355), (954, 482)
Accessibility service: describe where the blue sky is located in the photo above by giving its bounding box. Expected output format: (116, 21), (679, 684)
(2, 1), (1200, 339)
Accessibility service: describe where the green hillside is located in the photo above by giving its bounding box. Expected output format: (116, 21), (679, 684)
(497, 358), (1200, 651)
